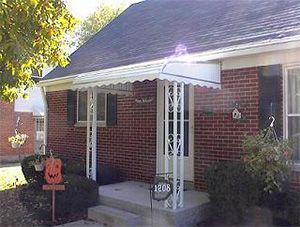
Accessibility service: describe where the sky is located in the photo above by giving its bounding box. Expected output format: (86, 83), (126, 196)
(65, 0), (142, 19)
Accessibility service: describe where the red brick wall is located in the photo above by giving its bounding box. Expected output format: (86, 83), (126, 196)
(194, 67), (260, 191)
(46, 67), (300, 190)
(193, 67), (300, 191)
(47, 80), (157, 182)
(0, 101), (35, 159)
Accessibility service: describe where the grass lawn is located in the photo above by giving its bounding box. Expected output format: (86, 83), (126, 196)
(0, 163), (27, 191)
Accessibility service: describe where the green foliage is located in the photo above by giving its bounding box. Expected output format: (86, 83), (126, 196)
(74, 4), (123, 47)
(55, 174), (98, 218)
(21, 154), (46, 185)
(20, 174), (98, 223)
(0, 0), (76, 102)
(242, 130), (293, 193)
(204, 161), (262, 224)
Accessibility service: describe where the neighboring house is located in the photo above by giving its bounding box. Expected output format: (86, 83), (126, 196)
(40, 0), (300, 208)
(0, 87), (45, 163)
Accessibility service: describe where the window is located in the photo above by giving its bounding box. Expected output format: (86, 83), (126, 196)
(163, 85), (189, 156)
(77, 91), (106, 123)
(286, 67), (300, 162)
(35, 118), (44, 141)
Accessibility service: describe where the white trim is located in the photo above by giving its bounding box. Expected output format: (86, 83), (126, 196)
(283, 63), (300, 166)
(222, 47), (300, 70)
(179, 82), (184, 207)
(156, 80), (164, 173)
(86, 88), (91, 178)
(188, 85), (195, 181)
(40, 87), (48, 154)
(38, 76), (75, 87)
(91, 88), (97, 181)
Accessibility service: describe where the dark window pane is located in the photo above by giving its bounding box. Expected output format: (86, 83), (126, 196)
(184, 122), (189, 156)
(184, 85), (189, 120)
(97, 93), (106, 121)
(78, 91), (87, 121)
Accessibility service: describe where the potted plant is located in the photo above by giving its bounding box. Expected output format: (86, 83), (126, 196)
(34, 154), (44, 171)
(8, 133), (28, 149)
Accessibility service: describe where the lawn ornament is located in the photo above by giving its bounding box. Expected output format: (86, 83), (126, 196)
(44, 158), (62, 184)
(43, 156), (65, 223)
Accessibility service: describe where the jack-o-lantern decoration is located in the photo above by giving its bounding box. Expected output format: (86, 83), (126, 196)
(44, 158), (62, 184)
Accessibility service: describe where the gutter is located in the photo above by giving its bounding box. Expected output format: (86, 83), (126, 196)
(40, 86), (48, 154)
(38, 35), (300, 87)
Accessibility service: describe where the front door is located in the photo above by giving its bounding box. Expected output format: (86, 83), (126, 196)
(156, 80), (194, 181)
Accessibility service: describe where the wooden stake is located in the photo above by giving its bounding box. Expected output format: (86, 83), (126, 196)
(43, 184), (65, 223)
(52, 187), (55, 222)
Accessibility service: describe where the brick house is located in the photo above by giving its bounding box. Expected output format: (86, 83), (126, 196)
(0, 87), (45, 163)
(40, 0), (300, 208)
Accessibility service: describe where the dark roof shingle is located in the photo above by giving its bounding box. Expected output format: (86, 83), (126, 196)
(44, 0), (300, 80)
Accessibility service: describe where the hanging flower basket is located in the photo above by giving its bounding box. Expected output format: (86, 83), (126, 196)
(8, 133), (28, 149)
(11, 142), (21, 149)
(34, 162), (44, 171)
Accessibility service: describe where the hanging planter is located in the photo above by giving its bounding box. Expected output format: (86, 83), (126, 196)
(34, 162), (44, 171)
(8, 133), (28, 149)
(11, 142), (21, 149)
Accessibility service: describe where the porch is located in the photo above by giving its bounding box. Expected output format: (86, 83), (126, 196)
(95, 181), (210, 227)
(72, 58), (220, 211)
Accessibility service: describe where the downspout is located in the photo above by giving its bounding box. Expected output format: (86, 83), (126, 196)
(40, 86), (48, 154)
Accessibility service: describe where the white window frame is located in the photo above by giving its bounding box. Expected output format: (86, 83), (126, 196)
(76, 91), (107, 126)
(283, 63), (300, 169)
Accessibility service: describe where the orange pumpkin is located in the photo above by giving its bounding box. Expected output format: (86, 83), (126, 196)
(44, 158), (62, 184)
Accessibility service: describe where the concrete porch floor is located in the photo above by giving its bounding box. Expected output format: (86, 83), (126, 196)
(99, 181), (210, 227)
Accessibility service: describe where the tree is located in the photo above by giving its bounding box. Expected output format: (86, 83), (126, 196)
(74, 4), (123, 47)
(0, 0), (76, 102)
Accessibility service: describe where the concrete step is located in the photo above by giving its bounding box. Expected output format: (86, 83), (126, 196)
(88, 205), (142, 227)
(55, 220), (104, 227)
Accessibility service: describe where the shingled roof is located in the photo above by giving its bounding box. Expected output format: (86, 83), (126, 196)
(43, 0), (300, 80)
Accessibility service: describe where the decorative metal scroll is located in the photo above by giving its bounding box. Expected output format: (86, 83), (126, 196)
(164, 81), (184, 209)
(264, 116), (279, 143)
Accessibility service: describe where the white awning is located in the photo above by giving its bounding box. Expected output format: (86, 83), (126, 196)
(71, 60), (221, 93)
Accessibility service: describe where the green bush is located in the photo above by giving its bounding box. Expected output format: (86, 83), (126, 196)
(21, 154), (47, 185)
(55, 174), (98, 218)
(204, 161), (262, 224)
(64, 160), (85, 176)
(20, 174), (99, 223)
(242, 130), (293, 193)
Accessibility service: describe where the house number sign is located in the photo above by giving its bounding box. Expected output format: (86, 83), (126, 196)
(151, 177), (173, 201)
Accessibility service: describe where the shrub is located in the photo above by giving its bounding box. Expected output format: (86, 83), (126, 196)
(55, 174), (99, 218)
(64, 160), (85, 176)
(204, 161), (262, 224)
(20, 174), (99, 223)
(21, 154), (47, 185)
(242, 130), (293, 193)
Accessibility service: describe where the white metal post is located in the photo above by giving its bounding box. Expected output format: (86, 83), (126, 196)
(164, 80), (169, 208)
(164, 81), (185, 209)
(179, 82), (184, 207)
(172, 81), (178, 210)
(86, 88), (92, 178)
(91, 88), (97, 181)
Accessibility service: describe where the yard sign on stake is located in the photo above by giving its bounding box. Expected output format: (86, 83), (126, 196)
(42, 157), (65, 222)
